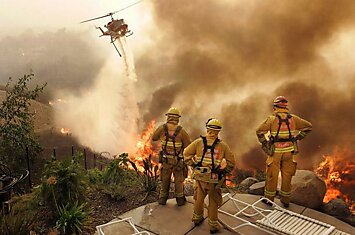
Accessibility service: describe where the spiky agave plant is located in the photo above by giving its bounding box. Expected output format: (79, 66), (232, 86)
(41, 155), (88, 209)
(0, 211), (37, 235)
(130, 154), (159, 199)
(55, 202), (90, 235)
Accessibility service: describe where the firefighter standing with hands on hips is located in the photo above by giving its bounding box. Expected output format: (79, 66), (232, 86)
(152, 107), (191, 206)
(256, 96), (312, 207)
(184, 118), (235, 234)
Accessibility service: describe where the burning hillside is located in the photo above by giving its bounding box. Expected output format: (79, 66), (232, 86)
(316, 149), (355, 213)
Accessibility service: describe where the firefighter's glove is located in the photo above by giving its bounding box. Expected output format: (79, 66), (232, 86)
(214, 168), (226, 175)
(220, 158), (227, 170)
(190, 157), (200, 168)
(257, 134), (267, 145)
(191, 163), (199, 168)
(261, 141), (275, 156)
(191, 161), (202, 169)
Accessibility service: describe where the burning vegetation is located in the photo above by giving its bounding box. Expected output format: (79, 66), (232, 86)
(60, 127), (71, 135)
(130, 120), (159, 172)
(315, 149), (355, 213)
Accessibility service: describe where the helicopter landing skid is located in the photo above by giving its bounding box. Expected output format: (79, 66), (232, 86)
(126, 31), (133, 37)
(110, 37), (122, 57)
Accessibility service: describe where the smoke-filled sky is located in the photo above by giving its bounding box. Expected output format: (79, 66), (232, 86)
(138, 0), (355, 169)
(1, 0), (355, 169)
(0, 0), (154, 92)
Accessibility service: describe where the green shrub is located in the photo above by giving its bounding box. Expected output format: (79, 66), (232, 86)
(102, 184), (127, 201)
(55, 202), (90, 235)
(254, 169), (266, 182)
(0, 73), (45, 169)
(5, 189), (54, 234)
(102, 159), (125, 185)
(234, 167), (254, 183)
(102, 153), (139, 186)
(10, 192), (39, 215)
(0, 211), (36, 235)
(41, 153), (88, 210)
(100, 153), (141, 200)
(87, 168), (103, 185)
(130, 154), (159, 193)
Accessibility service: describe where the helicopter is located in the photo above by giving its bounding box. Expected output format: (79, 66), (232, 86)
(80, 1), (142, 57)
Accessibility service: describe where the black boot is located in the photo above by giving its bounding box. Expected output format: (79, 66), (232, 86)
(261, 198), (273, 207)
(210, 226), (221, 234)
(194, 218), (204, 226)
(158, 197), (168, 205)
(176, 196), (186, 206)
(281, 201), (290, 208)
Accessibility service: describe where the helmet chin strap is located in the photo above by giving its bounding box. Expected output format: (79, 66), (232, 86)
(206, 130), (219, 140)
(274, 106), (289, 111)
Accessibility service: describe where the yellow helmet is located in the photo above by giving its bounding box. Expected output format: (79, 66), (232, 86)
(165, 107), (181, 117)
(206, 118), (222, 130)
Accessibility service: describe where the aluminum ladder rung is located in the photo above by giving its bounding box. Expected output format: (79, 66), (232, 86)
(256, 208), (342, 235)
(218, 195), (351, 235)
(329, 230), (351, 235)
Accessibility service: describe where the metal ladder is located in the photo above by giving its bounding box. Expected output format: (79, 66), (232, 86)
(96, 217), (150, 235)
(218, 194), (350, 235)
(257, 208), (335, 235)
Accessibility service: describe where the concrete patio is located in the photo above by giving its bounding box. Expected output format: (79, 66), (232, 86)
(96, 193), (354, 235)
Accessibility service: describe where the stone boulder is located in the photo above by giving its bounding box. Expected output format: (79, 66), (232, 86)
(290, 170), (326, 209)
(240, 177), (259, 189)
(322, 198), (351, 218)
(247, 170), (326, 209)
(248, 181), (265, 196)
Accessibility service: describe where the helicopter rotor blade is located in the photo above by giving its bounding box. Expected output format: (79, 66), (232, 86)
(80, 0), (143, 24)
(80, 13), (113, 23)
(111, 0), (144, 15)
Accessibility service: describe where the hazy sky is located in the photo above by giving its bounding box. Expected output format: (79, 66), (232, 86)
(2, 0), (355, 168)
(0, 0), (154, 154)
(0, 0), (155, 54)
(0, 0), (148, 30)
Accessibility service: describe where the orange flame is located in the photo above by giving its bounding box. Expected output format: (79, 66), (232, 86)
(60, 127), (70, 135)
(225, 175), (237, 188)
(130, 120), (159, 172)
(315, 149), (355, 213)
(49, 98), (69, 106)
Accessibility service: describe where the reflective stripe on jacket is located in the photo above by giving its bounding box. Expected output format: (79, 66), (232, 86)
(256, 108), (312, 153)
(152, 123), (191, 156)
(183, 137), (236, 182)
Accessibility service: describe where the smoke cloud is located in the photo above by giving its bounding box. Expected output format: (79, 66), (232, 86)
(0, 28), (142, 155)
(0, 29), (105, 96)
(142, 82), (182, 124)
(54, 55), (139, 154)
(275, 81), (355, 168)
(135, 0), (355, 169)
(2, 1), (355, 168)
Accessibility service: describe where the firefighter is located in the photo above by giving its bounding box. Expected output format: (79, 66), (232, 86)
(256, 96), (312, 207)
(184, 118), (235, 234)
(152, 107), (191, 206)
